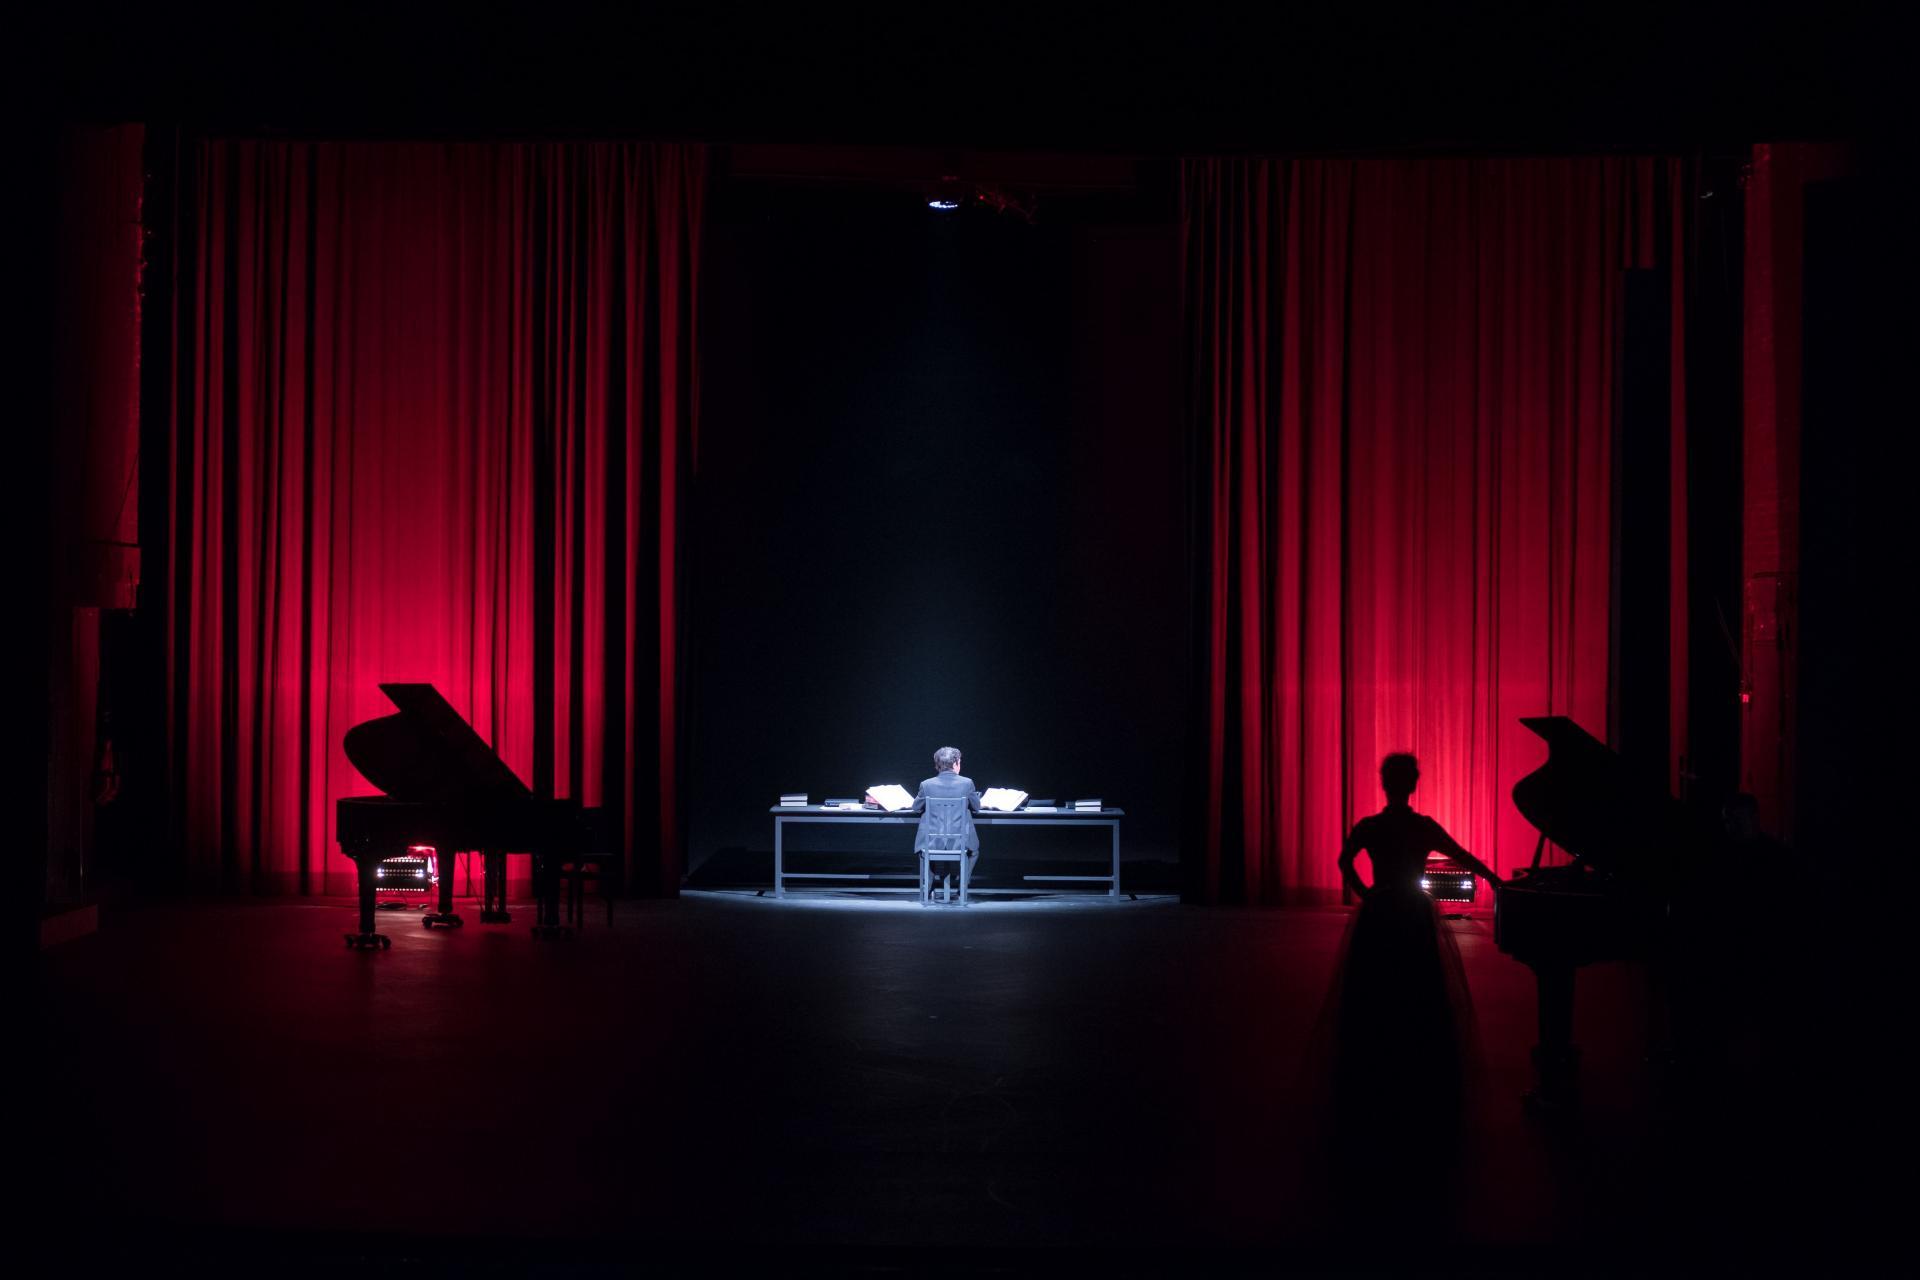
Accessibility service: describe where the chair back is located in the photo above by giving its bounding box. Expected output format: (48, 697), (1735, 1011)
(916, 793), (972, 853)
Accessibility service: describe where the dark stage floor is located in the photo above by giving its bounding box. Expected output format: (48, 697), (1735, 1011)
(31, 890), (1825, 1273)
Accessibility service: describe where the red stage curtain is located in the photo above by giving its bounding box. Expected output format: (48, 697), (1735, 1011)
(1182, 157), (1681, 903)
(1739, 142), (1854, 843)
(166, 140), (705, 894)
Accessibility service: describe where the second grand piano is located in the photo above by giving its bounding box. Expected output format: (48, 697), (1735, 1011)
(1495, 716), (1709, 1111)
(335, 683), (603, 948)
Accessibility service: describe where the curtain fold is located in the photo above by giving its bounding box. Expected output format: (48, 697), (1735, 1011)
(1739, 142), (1853, 841)
(1183, 156), (1680, 903)
(167, 140), (705, 894)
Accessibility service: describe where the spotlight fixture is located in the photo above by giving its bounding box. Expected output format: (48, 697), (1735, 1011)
(973, 184), (1036, 223)
(922, 174), (1035, 221)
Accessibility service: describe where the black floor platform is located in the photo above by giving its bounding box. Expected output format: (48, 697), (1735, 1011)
(29, 891), (1832, 1272)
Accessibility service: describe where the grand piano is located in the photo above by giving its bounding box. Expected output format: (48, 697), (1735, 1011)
(335, 683), (602, 948)
(1496, 716), (1709, 1110)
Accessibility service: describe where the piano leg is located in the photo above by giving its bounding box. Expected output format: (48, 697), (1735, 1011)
(530, 852), (571, 940)
(421, 848), (464, 929)
(480, 850), (511, 923)
(1525, 963), (1581, 1114)
(343, 852), (392, 950)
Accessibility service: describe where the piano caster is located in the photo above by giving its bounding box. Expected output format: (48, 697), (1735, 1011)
(479, 910), (512, 924)
(421, 912), (464, 929)
(344, 932), (391, 950)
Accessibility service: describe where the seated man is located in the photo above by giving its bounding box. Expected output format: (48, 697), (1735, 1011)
(913, 745), (982, 897)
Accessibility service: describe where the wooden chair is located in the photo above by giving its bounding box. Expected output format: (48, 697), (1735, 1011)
(916, 794), (974, 906)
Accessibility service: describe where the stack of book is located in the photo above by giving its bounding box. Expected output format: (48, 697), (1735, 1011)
(1073, 798), (1103, 812)
(778, 793), (808, 808)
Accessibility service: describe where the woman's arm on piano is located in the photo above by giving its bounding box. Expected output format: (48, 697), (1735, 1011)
(1433, 824), (1504, 886)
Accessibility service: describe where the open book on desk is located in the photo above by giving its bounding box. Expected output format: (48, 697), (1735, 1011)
(863, 784), (914, 812)
(863, 784), (1029, 812)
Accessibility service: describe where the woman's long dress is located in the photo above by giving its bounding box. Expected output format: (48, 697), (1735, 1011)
(1307, 806), (1482, 1231)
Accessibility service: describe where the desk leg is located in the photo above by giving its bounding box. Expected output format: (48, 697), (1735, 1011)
(774, 819), (785, 899)
(1110, 822), (1121, 898)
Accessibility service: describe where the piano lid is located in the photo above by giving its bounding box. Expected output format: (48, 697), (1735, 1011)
(1511, 716), (1692, 881)
(343, 683), (531, 804)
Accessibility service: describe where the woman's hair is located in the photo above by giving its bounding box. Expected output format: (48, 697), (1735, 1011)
(1380, 752), (1420, 797)
(933, 746), (963, 772)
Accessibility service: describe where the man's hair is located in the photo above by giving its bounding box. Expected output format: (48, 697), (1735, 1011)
(1380, 752), (1420, 797)
(933, 746), (963, 772)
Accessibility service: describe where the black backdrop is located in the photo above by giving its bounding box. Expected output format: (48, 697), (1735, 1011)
(688, 178), (1184, 885)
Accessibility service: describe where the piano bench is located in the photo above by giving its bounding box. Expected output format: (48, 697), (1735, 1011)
(558, 854), (615, 929)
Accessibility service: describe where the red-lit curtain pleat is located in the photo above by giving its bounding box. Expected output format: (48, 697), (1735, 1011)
(1738, 142), (1851, 842)
(169, 141), (704, 894)
(1182, 156), (1678, 903)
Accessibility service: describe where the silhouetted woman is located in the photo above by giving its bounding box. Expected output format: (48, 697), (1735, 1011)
(1321, 753), (1504, 1218)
